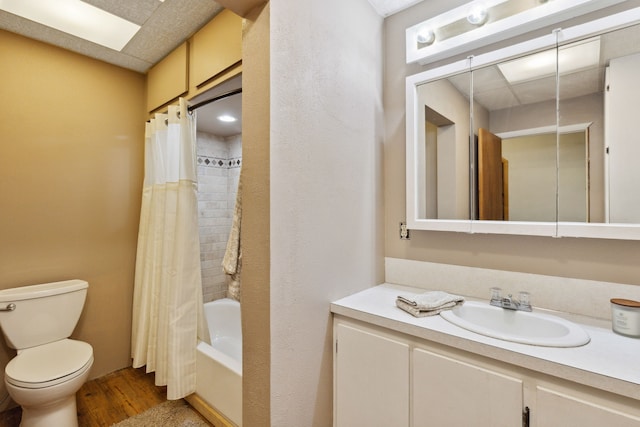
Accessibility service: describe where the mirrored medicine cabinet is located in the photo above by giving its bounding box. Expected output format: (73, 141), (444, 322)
(406, 7), (640, 240)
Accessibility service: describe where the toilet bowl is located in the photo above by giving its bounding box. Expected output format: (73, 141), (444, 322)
(0, 280), (94, 427)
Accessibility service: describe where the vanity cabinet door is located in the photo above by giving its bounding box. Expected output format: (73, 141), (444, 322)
(535, 386), (640, 427)
(334, 322), (410, 427)
(412, 347), (523, 427)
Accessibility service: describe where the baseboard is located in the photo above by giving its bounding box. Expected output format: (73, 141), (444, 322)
(185, 393), (238, 427)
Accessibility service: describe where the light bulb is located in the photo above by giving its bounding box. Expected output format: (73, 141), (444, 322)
(467, 5), (488, 26)
(217, 114), (237, 123)
(416, 26), (435, 45)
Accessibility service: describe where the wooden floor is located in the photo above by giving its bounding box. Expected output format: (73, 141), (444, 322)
(0, 366), (208, 427)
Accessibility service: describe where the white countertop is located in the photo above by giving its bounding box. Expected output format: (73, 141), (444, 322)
(331, 283), (640, 400)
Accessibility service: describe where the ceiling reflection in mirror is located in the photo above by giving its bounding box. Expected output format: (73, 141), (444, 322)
(413, 22), (640, 226)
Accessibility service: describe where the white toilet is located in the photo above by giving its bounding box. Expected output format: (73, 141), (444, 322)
(0, 279), (94, 427)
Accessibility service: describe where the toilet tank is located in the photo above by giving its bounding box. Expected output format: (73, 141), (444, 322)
(0, 280), (88, 350)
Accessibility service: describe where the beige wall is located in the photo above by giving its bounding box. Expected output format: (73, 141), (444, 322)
(0, 30), (146, 382)
(385, 1), (640, 286)
(241, 3), (271, 426)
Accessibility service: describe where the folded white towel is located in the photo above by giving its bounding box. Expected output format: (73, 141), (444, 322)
(396, 291), (464, 318)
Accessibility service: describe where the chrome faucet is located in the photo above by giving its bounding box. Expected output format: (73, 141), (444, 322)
(489, 287), (532, 312)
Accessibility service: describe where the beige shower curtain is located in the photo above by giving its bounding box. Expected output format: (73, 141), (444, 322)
(131, 98), (209, 400)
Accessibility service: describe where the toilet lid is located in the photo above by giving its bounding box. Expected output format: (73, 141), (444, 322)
(5, 339), (93, 388)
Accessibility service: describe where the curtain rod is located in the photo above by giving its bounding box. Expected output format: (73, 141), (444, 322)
(188, 88), (242, 112)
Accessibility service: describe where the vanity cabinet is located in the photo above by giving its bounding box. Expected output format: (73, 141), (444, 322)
(334, 321), (409, 427)
(412, 347), (523, 426)
(333, 316), (640, 427)
(535, 384), (640, 427)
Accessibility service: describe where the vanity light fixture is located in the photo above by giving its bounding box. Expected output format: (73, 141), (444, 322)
(406, 0), (626, 65)
(217, 114), (237, 123)
(0, 0), (141, 51)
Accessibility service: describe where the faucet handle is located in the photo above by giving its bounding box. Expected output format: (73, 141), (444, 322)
(490, 287), (502, 302)
(518, 291), (532, 311)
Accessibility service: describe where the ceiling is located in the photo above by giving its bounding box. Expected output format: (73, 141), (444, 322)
(0, 0), (223, 73)
(0, 0), (418, 74)
(0, 0), (418, 136)
(367, 0), (424, 17)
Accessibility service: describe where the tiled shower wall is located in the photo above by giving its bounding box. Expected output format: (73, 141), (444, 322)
(196, 131), (242, 302)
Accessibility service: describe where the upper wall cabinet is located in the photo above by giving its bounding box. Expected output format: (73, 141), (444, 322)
(406, 6), (640, 240)
(147, 43), (189, 112)
(191, 9), (242, 88)
(146, 9), (242, 113)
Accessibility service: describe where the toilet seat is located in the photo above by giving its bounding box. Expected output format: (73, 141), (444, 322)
(5, 339), (93, 389)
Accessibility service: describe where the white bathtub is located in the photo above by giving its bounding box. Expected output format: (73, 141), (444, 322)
(195, 298), (242, 426)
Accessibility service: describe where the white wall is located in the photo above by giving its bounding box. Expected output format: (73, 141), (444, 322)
(269, 0), (384, 424)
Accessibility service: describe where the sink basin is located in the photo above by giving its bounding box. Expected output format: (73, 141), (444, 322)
(440, 301), (590, 347)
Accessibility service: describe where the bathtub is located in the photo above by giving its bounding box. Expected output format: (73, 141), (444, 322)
(193, 298), (242, 426)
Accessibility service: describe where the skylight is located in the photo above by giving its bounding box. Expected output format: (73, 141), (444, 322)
(0, 0), (141, 51)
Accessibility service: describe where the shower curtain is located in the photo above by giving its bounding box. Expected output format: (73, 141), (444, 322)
(131, 98), (209, 400)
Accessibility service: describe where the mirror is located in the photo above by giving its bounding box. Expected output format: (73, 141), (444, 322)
(471, 45), (559, 223)
(407, 9), (640, 239)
